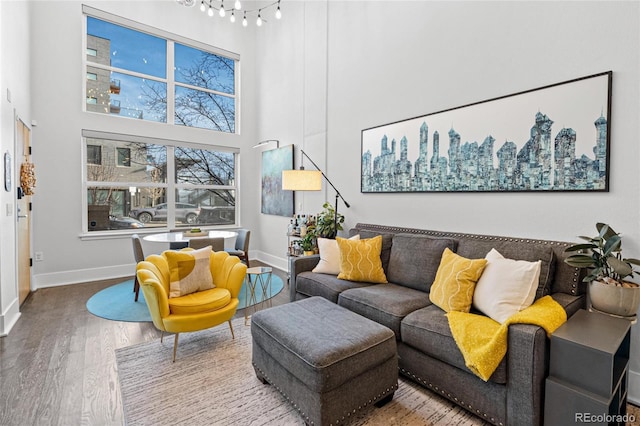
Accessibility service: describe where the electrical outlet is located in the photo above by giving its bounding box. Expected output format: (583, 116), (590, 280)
(35, 251), (44, 262)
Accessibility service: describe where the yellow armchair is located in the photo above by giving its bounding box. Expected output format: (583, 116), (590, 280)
(136, 249), (247, 361)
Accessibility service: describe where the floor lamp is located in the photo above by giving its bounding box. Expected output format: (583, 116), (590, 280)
(282, 150), (350, 235)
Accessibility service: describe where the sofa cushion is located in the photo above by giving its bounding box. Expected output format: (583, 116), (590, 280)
(456, 239), (556, 299)
(429, 248), (487, 313)
(473, 248), (541, 323)
(386, 233), (458, 292)
(351, 230), (394, 273)
(296, 271), (374, 303)
(312, 235), (360, 275)
(338, 283), (431, 338)
(337, 235), (388, 283)
(401, 304), (507, 384)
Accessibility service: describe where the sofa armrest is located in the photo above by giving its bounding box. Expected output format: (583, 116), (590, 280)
(289, 255), (320, 301)
(506, 323), (548, 426)
(550, 292), (586, 318)
(505, 293), (584, 426)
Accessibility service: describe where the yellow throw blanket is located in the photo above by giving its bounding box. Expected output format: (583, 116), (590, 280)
(446, 295), (567, 382)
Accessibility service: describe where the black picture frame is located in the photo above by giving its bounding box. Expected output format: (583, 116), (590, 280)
(361, 71), (612, 193)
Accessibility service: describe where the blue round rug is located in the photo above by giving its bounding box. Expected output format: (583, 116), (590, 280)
(86, 280), (152, 322)
(87, 274), (285, 322)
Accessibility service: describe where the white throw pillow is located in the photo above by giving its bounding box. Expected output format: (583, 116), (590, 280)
(312, 235), (360, 275)
(472, 248), (541, 323)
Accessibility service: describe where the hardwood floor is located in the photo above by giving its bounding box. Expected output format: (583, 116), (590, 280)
(0, 262), (289, 426)
(4, 265), (639, 425)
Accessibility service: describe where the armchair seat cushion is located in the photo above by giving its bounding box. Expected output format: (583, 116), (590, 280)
(401, 304), (507, 384)
(168, 287), (231, 315)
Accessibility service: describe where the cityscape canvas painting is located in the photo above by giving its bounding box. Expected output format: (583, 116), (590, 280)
(361, 71), (612, 193)
(261, 145), (294, 217)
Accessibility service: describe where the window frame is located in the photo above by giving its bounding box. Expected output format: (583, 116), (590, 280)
(82, 5), (240, 133)
(81, 130), (240, 238)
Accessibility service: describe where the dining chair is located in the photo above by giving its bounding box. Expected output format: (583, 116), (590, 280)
(189, 237), (224, 251)
(131, 234), (145, 301)
(226, 229), (250, 267)
(169, 241), (189, 250)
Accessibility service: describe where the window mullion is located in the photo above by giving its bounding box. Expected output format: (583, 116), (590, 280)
(167, 41), (175, 125)
(166, 145), (176, 228)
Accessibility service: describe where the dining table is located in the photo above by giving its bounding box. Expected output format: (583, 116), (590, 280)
(142, 230), (238, 251)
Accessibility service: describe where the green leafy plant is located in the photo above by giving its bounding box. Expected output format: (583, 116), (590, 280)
(564, 222), (640, 285)
(315, 202), (345, 239)
(300, 228), (316, 252)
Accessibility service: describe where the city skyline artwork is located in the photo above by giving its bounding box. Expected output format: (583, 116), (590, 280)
(361, 72), (611, 193)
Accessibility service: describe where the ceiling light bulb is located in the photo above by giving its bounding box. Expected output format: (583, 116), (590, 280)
(208, 5), (214, 16)
(242, 12), (247, 27)
(200, 0), (205, 12)
(219, 7), (225, 17)
(234, 0), (241, 10)
(230, 10), (236, 22)
(275, 6), (281, 19)
(256, 12), (262, 26)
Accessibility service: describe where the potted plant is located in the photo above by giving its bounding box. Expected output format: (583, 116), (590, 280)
(315, 202), (345, 239)
(564, 222), (640, 319)
(299, 231), (317, 256)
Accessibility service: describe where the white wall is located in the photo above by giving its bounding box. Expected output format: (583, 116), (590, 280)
(255, 0), (640, 402)
(6, 0), (640, 404)
(0, 0), (32, 335)
(28, 1), (259, 287)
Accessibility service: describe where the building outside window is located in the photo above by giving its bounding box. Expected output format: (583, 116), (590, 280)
(87, 144), (102, 165)
(84, 10), (238, 132)
(84, 132), (238, 232)
(116, 147), (131, 167)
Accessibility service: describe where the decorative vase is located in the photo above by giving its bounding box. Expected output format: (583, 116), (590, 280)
(588, 280), (640, 319)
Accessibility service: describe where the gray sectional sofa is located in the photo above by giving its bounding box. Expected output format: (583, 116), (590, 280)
(289, 223), (587, 426)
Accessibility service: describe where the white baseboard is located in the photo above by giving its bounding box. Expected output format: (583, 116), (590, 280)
(0, 297), (21, 337)
(33, 263), (134, 289)
(251, 250), (288, 273)
(31, 252), (289, 290)
(628, 369), (640, 405)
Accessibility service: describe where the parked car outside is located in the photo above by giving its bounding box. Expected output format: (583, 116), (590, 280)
(109, 215), (145, 229)
(196, 206), (235, 225)
(129, 203), (200, 224)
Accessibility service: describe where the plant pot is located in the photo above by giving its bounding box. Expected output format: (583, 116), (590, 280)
(303, 250), (315, 256)
(589, 280), (640, 319)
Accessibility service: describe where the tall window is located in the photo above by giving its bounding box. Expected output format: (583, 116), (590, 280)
(84, 131), (238, 232)
(84, 8), (238, 133)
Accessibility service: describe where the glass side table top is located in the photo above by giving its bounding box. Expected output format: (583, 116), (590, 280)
(246, 266), (273, 275)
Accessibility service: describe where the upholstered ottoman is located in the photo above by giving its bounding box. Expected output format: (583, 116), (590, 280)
(251, 296), (398, 425)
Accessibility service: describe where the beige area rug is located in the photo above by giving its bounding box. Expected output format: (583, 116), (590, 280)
(116, 317), (487, 426)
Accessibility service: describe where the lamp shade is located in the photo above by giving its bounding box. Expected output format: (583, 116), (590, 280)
(282, 170), (322, 191)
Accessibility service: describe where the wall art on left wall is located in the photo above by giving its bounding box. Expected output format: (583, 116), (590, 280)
(361, 71), (612, 193)
(261, 145), (294, 217)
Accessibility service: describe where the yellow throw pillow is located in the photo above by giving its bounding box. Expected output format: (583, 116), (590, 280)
(429, 248), (487, 313)
(336, 235), (388, 283)
(164, 246), (215, 298)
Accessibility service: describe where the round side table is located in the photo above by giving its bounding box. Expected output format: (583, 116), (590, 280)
(244, 266), (273, 325)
